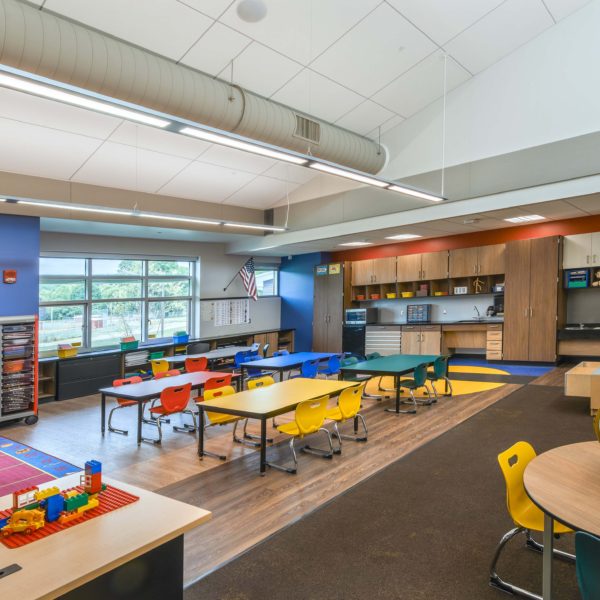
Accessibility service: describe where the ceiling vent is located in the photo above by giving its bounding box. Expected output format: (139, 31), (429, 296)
(294, 114), (321, 145)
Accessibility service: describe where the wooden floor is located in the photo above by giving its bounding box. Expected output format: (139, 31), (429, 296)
(531, 364), (573, 387)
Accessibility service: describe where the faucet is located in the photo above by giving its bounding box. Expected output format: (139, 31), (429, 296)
(474, 305), (481, 319)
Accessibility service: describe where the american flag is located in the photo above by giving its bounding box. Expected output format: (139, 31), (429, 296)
(238, 258), (257, 301)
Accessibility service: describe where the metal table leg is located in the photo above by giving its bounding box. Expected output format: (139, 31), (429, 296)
(543, 513), (554, 600)
(260, 417), (267, 476)
(101, 393), (106, 435)
(137, 400), (143, 446)
(197, 407), (205, 458)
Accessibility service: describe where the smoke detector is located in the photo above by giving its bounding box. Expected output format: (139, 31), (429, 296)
(237, 0), (268, 22)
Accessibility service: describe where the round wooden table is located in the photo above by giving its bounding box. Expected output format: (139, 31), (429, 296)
(524, 441), (600, 600)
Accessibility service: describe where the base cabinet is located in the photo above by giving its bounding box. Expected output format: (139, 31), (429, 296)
(401, 325), (441, 355)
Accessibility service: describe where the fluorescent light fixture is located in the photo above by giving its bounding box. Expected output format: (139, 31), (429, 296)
(17, 200), (132, 216)
(385, 233), (422, 240)
(387, 184), (443, 202)
(224, 223), (286, 232)
(0, 198), (6, 202)
(0, 73), (170, 128)
(339, 241), (372, 247)
(504, 214), (546, 223)
(180, 127), (307, 165)
(253, 245), (277, 251)
(309, 162), (388, 188)
(137, 213), (221, 226)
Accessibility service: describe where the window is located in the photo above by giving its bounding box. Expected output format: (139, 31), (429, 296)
(39, 257), (195, 352)
(255, 267), (279, 297)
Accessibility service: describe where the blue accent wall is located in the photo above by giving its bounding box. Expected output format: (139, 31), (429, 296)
(280, 252), (330, 352)
(0, 215), (39, 317)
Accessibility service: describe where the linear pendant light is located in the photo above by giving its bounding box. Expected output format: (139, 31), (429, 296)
(17, 200), (132, 216)
(309, 162), (389, 187)
(387, 184), (444, 202)
(224, 223), (286, 232)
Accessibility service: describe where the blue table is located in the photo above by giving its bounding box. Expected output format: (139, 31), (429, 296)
(340, 354), (440, 414)
(240, 352), (336, 381)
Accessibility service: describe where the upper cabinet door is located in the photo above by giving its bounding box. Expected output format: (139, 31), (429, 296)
(421, 251), (448, 280)
(563, 234), (592, 269)
(372, 257), (397, 284)
(351, 259), (373, 286)
(448, 247), (478, 278)
(397, 254), (422, 282)
(591, 233), (600, 267)
(478, 244), (506, 275)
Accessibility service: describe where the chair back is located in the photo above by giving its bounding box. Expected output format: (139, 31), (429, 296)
(366, 352), (381, 360)
(341, 356), (358, 367)
(203, 385), (235, 401)
(497, 441), (537, 523)
(593, 411), (600, 443)
(204, 374), (233, 391)
(576, 532), (600, 600)
(234, 350), (252, 367)
(273, 350), (289, 357)
(301, 359), (320, 379)
(412, 363), (428, 386)
(185, 356), (208, 373)
(113, 376), (142, 405)
(337, 384), (365, 419)
(151, 359), (169, 376)
(262, 343), (270, 356)
(250, 342), (260, 353)
(154, 369), (181, 380)
(294, 396), (329, 436)
(433, 356), (449, 379)
(248, 376), (275, 389)
(159, 383), (192, 414)
(325, 354), (342, 374)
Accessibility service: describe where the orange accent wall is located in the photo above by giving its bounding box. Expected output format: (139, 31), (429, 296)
(331, 215), (600, 261)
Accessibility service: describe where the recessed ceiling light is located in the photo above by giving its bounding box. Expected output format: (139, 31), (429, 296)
(385, 233), (422, 241)
(339, 241), (372, 247)
(504, 214), (546, 223)
(309, 162), (389, 188)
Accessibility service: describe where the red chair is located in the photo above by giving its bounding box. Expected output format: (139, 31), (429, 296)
(153, 369), (181, 379)
(108, 376), (142, 436)
(197, 374), (233, 400)
(185, 357), (208, 372)
(145, 383), (195, 445)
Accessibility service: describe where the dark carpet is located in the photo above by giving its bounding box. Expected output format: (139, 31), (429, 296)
(185, 385), (592, 600)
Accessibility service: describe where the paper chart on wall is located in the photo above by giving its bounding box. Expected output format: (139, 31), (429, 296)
(203, 299), (250, 327)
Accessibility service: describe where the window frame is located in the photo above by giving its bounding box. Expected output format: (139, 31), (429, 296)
(254, 265), (280, 298)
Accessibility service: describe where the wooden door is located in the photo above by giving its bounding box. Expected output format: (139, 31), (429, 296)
(503, 240), (531, 361)
(528, 237), (559, 362)
(401, 328), (421, 354)
(448, 247), (478, 278)
(420, 330), (441, 355)
(312, 271), (330, 352)
(351, 259), (373, 285)
(372, 256), (397, 284)
(591, 233), (600, 267)
(265, 332), (279, 356)
(478, 244), (506, 275)
(397, 254), (422, 282)
(326, 271), (344, 353)
(421, 251), (448, 280)
(253, 333), (267, 351)
(562, 234), (592, 269)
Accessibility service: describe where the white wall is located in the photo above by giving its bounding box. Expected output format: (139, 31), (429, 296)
(382, 0), (600, 180)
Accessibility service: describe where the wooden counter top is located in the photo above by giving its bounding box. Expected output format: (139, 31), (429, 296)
(0, 474), (211, 600)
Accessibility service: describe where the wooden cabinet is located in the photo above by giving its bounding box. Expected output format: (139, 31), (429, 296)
(421, 326), (442, 355)
(351, 257), (396, 285)
(351, 259), (373, 285)
(503, 237), (559, 362)
(397, 252), (447, 282)
(563, 233), (600, 268)
(313, 266), (344, 353)
(486, 324), (503, 360)
(252, 331), (279, 356)
(401, 325), (441, 355)
(449, 244), (505, 278)
(400, 327), (421, 354)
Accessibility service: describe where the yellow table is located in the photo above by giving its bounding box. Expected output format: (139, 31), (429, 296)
(197, 378), (358, 475)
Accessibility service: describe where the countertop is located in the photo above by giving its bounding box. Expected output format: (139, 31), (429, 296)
(365, 319), (504, 327)
(558, 325), (600, 340)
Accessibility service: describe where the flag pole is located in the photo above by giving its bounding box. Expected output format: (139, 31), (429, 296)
(223, 258), (253, 292)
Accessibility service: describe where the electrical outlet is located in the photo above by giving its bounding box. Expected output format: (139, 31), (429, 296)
(443, 308), (447, 314)
(400, 309), (404, 316)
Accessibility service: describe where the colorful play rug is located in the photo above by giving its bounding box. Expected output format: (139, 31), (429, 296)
(0, 436), (80, 498)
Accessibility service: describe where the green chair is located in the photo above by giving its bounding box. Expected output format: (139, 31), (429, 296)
(426, 355), (452, 400)
(398, 363), (432, 412)
(576, 532), (600, 600)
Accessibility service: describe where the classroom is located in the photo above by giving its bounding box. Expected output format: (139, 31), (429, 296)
(0, 1), (599, 598)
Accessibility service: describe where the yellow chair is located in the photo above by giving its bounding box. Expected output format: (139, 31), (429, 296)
(593, 411), (600, 442)
(271, 396), (334, 474)
(490, 441), (574, 598)
(150, 359), (169, 376)
(325, 383), (367, 453)
(246, 375), (277, 439)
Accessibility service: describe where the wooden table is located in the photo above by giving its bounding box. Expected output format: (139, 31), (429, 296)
(197, 378), (357, 475)
(163, 346), (251, 365)
(99, 371), (240, 445)
(0, 473), (210, 600)
(239, 351), (336, 381)
(524, 441), (600, 600)
(340, 354), (441, 414)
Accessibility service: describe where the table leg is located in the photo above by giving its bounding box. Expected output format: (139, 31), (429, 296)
(197, 407), (205, 458)
(101, 393), (106, 435)
(395, 375), (400, 413)
(240, 365), (245, 389)
(260, 417), (267, 476)
(543, 513), (554, 600)
(137, 400), (143, 446)
(279, 368), (284, 382)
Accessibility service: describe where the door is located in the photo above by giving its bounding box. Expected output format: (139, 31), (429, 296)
(326, 270), (344, 353)
(478, 244), (506, 275)
(351, 259), (373, 285)
(420, 327), (441, 355)
(528, 237), (559, 362)
(591, 233), (600, 267)
(503, 240), (531, 361)
(397, 254), (422, 282)
(265, 332), (279, 356)
(401, 328), (421, 354)
(563, 234), (592, 269)
(421, 251), (448, 280)
(372, 256), (397, 284)
(448, 247), (478, 278)
(312, 270), (330, 352)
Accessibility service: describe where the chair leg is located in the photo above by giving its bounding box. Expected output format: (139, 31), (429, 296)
(525, 530), (576, 562)
(142, 416), (163, 445)
(144, 399), (170, 426)
(338, 413), (368, 443)
(303, 428), (334, 459)
(443, 376), (453, 397)
(107, 405), (128, 435)
(236, 420), (261, 448)
(377, 376), (395, 393)
(332, 422), (342, 454)
(201, 423), (227, 460)
(243, 419), (273, 444)
(173, 409), (197, 433)
(266, 436), (298, 474)
(428, 380), (439, 403)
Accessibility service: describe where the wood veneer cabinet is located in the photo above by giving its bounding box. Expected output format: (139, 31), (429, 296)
(503, 237), (560, 362)
(313, 266), (343, 353)
(396, 252), (448, 282)
(401, 325), (441, 355)
(351, 257), (396, 285)
(449, 244), (505, 278)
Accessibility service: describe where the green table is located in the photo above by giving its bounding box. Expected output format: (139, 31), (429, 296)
(340, 354), (440, 414)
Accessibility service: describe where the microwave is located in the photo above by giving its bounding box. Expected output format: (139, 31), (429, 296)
(345, 308), (378, 325)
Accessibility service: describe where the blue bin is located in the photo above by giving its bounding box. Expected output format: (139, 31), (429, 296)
(172, 333), (189, 344)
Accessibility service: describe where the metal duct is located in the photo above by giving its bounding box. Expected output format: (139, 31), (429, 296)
(0, 0), (386, 173)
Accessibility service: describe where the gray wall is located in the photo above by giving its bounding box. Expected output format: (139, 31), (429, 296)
(566, 289), (600, 323)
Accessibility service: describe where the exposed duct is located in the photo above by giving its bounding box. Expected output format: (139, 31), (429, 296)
(0, 0), (386, 174)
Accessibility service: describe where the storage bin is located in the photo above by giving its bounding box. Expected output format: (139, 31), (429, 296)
(148, 351), (165, 360)
(120, 340), (139, 351)
(172, 332), (189, 344)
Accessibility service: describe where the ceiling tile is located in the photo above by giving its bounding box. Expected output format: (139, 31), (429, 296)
(109, 121), (211, 159)
(176, 0), (233, 19)
(71, 142), (190, 193)
(542, 0), (592, 21)
(224, 176), (300, 209)
(311, 3), (436, 97)
(198, 144), (276, 174)
(262, 162), (317, 185)
(271, 69), (363, 123)
(0, 118), (103, 180)
(0, 88), (121, 139)
(367, 114), (405, 138)
(443, 0), (554, 74)
(159, 160), (255, 202)
(373, 51), (471, 117)
(181, 22), (251, 76)
(565, 195), (600, 215)
(387, 0), (504, 45)
(43, 0), (213, 61)
(219, 0), (380, 64)
(218, 42), (303, 98)
(335, 100), (396, 136)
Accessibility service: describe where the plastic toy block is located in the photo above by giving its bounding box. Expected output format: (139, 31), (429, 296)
(44, 494), (65, 523)
(13, 486), (40, 510)
(0, 517), (8, 529)
(64, 493), (88, 512)
(35, 486), (60, 501)
(85, 460), (102, 475)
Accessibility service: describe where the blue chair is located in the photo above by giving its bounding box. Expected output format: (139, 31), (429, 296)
(250, 342), (261, 354)
(234, 350), (252, 369)
(318, 354), (343, 378)
(244, 354), (266, 380)
(290, 359), (320, 379)
(273, 350), (289, 357)
(576, 532), (600, 599)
